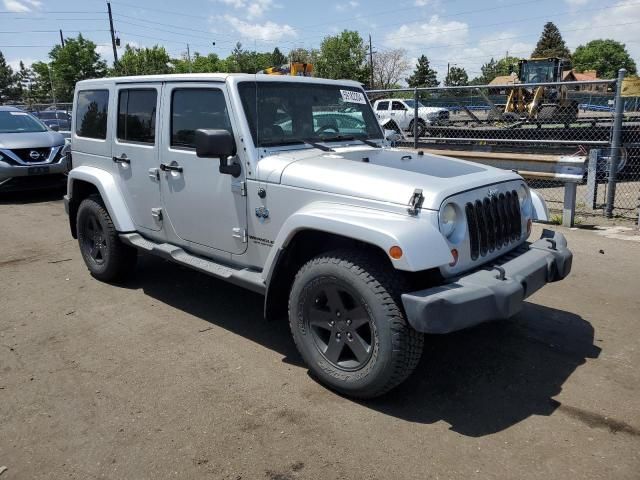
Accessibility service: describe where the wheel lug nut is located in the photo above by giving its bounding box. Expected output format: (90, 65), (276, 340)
(346, 319), (352, 326)
(315, 298), (320, 304)
(336, 333), (342, 340)
(336, 312), (341, 318)
(329, 320), (335, 326)
(347, 333), (353, 340)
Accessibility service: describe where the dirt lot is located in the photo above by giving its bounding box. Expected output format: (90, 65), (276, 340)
(1, 190), (639, 480)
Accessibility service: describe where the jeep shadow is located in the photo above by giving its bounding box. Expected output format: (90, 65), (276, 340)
(119, 253), (600, 437)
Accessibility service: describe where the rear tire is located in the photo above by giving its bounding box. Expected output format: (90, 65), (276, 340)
(408, 119), (426, 137)
(76, 194), (137, 282)
(288, 249), (423, 398)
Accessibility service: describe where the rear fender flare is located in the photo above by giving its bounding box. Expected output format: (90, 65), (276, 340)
(68, 166), (134, 232)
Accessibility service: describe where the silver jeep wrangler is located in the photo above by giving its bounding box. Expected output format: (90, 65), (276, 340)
(64, 74), (572, 398)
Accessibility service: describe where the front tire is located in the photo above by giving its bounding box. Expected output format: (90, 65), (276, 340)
(76, 194), (137, 282)
(288, 249), (423, 398)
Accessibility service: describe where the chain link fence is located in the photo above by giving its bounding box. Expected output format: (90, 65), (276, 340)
(368, 73), (640, 225)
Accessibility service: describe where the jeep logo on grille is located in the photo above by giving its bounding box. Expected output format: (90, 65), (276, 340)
(29, 150), (42, 160)
(487, 188), (499, 198)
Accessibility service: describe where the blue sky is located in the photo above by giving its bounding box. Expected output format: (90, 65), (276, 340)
(1, 0), (639, 82)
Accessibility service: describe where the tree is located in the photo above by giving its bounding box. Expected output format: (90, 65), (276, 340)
(372, 49), (410, 89)
(114, 45), (171, 76)
(225, 43), (273, 73)
(444, 66), (468, 87)
(406, 54), (438, 88)
(45, 34), (107, 101)
(271, 47), (287, 67)
(573, 39), (637, 78)
(315, 30), (368, 83)
(531, 22), (571, 59)
(0, 50), (20, 102)
(471, 56), (519, 84)
(171, 52), (224, 73)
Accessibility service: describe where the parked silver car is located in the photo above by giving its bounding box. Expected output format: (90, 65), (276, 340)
(0, 106), (68, 191)
(65, 74), (570, 398)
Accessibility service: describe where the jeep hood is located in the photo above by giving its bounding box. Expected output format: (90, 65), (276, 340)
(255, 146), (522, 210)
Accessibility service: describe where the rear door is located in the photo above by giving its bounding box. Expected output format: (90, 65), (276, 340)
(111, 84), (162, 232)
(390, 101), (409, 129)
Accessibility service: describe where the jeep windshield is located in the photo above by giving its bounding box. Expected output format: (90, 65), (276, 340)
(0, 111), (48, 133)
(238, 81), (383, 148)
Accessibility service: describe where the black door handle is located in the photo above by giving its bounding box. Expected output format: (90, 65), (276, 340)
(160, 163), (183, 173)
(113, 154), (130, 164)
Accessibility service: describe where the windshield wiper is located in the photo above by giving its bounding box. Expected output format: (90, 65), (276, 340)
(319, 134), (382, 148)
(260, 138), (334, 152)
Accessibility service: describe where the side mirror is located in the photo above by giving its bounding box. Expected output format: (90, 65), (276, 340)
(195, 129), (241, 177)
(49, 124), (60, 132)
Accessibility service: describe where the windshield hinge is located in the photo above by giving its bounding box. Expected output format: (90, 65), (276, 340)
(407, 189), (424, 216)
(233, 227), (248, 243)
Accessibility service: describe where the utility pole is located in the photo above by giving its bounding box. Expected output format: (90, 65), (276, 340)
(186, 44), (192, 73)
(59, 30), (65, 47)
(368, 34), (374, 89)
(107, 2), (118, 65)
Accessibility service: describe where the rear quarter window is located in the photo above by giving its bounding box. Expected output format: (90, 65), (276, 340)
(75, 90), (109, 139)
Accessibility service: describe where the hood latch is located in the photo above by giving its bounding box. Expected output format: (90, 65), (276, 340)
(407, 188), (424, 216)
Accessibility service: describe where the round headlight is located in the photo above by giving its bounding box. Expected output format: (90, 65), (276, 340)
(440, 203), (458, 238)
(517, 184), (529, 206)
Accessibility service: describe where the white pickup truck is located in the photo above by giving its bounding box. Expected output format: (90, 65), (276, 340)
(373, 98), (449, 137)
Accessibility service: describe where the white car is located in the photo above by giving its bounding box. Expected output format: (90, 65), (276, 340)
(373, 98), (449, 136)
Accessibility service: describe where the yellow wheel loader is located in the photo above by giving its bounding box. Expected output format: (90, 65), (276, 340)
(488, 57), (579, 124)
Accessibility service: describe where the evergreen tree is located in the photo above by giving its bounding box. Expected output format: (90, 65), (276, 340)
(271, 47), (287, 67)
(531, 22), (571, 59)
(405, 55), (438, 88)
(444, 66), (468, 87)
(0, 50), (20, 102)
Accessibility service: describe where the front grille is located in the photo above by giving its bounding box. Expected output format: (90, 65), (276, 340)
(11, 147), (52, 163)
(465, 190), (522, 261)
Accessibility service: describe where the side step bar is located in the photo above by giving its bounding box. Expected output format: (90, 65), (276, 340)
(119, 233), (266, 294)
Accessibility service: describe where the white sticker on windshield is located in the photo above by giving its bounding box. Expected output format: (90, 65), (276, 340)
(9, 111), (28, 116)
(340, 90), (366, 104)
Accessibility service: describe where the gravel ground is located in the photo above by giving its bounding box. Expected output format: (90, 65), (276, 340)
(0, 189), (639, 480)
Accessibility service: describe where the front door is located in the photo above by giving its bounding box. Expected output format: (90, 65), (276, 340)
(112, 84), (162, 232)
(159, 83), (247, 255)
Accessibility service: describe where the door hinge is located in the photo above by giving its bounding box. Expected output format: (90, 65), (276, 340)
(151, 207), (163, 222)
(232, 181), (247, 196)
(232, 227), (248, 243)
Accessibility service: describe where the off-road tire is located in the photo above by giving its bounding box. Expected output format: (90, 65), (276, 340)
(76, 194), (137, 282)
(288, 249), (424, 398)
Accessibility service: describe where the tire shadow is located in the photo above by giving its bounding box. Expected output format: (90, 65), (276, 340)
(119, 254), (600, 437)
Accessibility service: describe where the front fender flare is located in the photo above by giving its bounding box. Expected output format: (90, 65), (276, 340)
(68, 166), (135, 232)
(263, 202), (453, 281)
(530, 189), (549, 222)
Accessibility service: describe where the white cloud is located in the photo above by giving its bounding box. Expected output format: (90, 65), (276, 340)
(564, 0), (590, 5)
(383, 15), (469, 49)
(3, 0), (41, 12)
(564, 0), (640, 66)
(335, 1), (359, 12)
(221, 15), (297, 41)
(215, 0), (274, 19)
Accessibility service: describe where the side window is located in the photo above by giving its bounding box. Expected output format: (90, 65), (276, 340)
(376, 101), (389, 111)
(391, 101), (406, 111)
(117, 89), (157, 144)
(76, 90), (109, 139)
(171, 88), (232, 149)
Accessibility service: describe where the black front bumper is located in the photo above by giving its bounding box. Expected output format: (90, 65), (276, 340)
(401, 230), (572, 334)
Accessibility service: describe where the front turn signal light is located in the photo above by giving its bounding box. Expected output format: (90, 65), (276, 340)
(449, 249), (459, 266)
(389, 246), (403, 260)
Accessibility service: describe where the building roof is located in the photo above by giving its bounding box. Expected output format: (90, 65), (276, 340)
(573, 70), (599, 81)
(488, 74), (518, 86)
